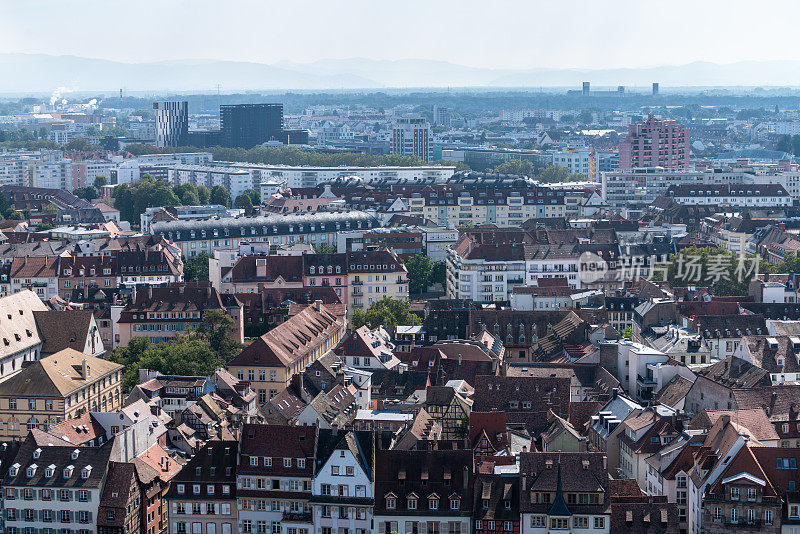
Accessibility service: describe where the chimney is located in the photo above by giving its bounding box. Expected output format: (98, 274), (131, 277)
(721, 414), (731, 426)
(81, 359), (88, 378)
(314, 300), (322, 312)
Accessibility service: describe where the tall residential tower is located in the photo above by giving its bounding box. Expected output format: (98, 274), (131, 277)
(154, 101), (188, 148)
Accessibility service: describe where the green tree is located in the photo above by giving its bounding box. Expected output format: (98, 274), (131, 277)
(488, 159), (538, 176)
(111, 337), (228, 391)
(621, 326), (633, 340)
(210, 185), (231, 208)
(42, 203), (58, 215)
(234, 194), (254, 214)
(93, 175), (108, 189)
(405, 253), (433, 294)
(537, 165), (582, 183)
(113, 178), (180, 225)
(197, 185), (211, 204)
(242, 188), (261, 206)
(73, 186), (98, 201)
(768, 251), (800, 274)
(350, 297), (421, 329)
(184, 253), (210, 282)
(64, 137), (94, 151)
(198, 309), (243, 362)
(660, 245), (759, 296)
(313, 243), (337, 254)
(429, 260), (446, 288)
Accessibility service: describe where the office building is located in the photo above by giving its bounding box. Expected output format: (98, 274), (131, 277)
(154, 101), (189, 148)
(220, 104), (281, 148)
(391, 116), (432, 162)
(618, 115), (689, 170)
(433, 105), (452, 127)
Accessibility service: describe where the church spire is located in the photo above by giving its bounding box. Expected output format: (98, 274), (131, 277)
(548, 453), (571, 517)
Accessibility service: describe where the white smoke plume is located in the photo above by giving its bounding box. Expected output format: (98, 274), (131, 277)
(50, 86), (73, 107)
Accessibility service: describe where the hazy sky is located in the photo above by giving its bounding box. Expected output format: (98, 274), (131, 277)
(2, 0), (800, 69)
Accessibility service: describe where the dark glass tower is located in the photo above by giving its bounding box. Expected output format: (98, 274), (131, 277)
(219, 104), (284, 148)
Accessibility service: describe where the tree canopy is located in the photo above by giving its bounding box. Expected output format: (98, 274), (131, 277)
(656, 245), (760, 297)
(111, 309), (242, 390)
(351, 297), (421, 330)
(112, 177), (180, 225)
(184, 253), (210, 282)
(404, 253), (446, 294)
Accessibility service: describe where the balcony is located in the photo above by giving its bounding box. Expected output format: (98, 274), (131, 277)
(725, 520), (760, 529)
(352, 280), (363, 285)
(283, 512), (313, 524)
(637, 374), (657, 387)
(352, 290), (363, 297)
(507, 277), (524, 284)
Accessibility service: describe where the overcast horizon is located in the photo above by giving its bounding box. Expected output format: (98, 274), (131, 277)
(3, 0), (800, 71)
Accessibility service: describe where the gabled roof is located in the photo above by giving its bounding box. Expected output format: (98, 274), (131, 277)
(0, 348), (123, 397)
(229, 303), (342, 368)
(653, 375), (693, 408)
(694, 356), (771, 389)
(469, 410), (508, 451)
(34, 310), (96, 355)
(315, 429), (374, 482)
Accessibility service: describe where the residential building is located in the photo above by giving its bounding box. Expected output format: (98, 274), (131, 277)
(346, 250), (408, 316)
(97, 462), (142, 534)
(472, 472), (520, 534)
(152, 211), (380, 258)
(3, 435), (113, 534)
(391, 116), (432, 162)
(519, 452), (611, 534)
(587, 392), (643, 474)
(9, 256), (60, 300)
(310, 429), (375, 534)
(334, 326), (399, 370)
(0, 290), (48, 381)
(115, 282), (244, 348)
(227, 301), (346, 402)
(0, 348), (124, 439)
(165, 439), (238, 534)
(618, 115), (689, 170)
(374, 449), (474, 534)
(702, 445), (800, 534)
(666, 184), (792, 207)
(237, 424), (317, 534)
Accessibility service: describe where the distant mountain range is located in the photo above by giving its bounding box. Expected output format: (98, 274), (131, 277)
(4, 54), (800, 93)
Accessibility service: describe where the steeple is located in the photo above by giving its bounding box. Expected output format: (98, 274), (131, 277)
(548, 454), (571, 517)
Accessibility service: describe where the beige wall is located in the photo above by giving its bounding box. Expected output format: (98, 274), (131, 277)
(0, 369), (122, 440)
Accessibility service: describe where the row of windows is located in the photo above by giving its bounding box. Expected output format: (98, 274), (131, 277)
(6, 509), (92, 523)
(529, 515), (604, 529)
(246, 456), (305, 469)
(175, 485), (231, 496)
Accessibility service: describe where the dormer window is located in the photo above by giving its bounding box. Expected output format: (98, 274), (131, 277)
(33, 448), (41, 459)
(63, 465), (74, 479)
(408, 497), (417, 510)
(26, 464), (37, 478)
(451, 498), (460, 510)
(45, 464), (55, 478)
(71, 449), (80, 460)
(9, 463), (19, 477)
(386, 496), (396, 510)
(429, 498), (439, 510)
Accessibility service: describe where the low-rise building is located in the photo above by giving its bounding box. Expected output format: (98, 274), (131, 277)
(0, 348), (123, 439)
(227, 301), (346, 402)
(374, 449), (474, 534)
(165, 439), (238, 534)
